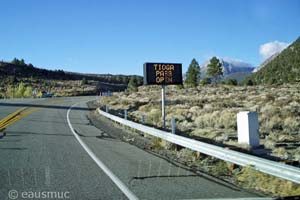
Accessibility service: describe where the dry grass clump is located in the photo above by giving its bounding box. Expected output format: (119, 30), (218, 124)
(265, 115), (283, 131)
(294, 148), (300, 161)
(148, 108), (161, 125)
(284, 116), (300, 132)
(176, 148), (197, 162)
(237, 166), (300, 196)
(272, 147), (290, 160)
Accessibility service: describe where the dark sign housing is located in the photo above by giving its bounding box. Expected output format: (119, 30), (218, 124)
(143, 63), (183, 85)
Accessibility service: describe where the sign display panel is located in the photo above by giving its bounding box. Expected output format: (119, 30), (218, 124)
(143, 63), (183, 85)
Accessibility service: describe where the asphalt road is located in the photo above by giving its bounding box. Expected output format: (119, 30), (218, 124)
(0, 96), (265, 200)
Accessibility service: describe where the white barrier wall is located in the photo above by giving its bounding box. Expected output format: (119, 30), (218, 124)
(237, 111), (259, 148)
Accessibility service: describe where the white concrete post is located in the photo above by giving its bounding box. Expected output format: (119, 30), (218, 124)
(106, 105), (109, 113)
(237, 111), (259, 148)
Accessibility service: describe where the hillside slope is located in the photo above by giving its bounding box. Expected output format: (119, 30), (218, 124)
(0, 61), (134, 84)
(0, 61), (142, 97)
(244, 37), (300, 84)
(253, 52), (280, 73)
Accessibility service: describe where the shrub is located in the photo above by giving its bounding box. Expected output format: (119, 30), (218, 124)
(237, 166), (300, 196)
(264, 139), (276, 149)
(283, 117), (300, 133)
(194, 112), (217, 128)
(200, 78), (212, 85)
(149, 108), (161, 125)
(150, 138), (164, 150)
(289, 101), (300, 114)
(294, 147), (300, 161)
(178, 120), (195, 132)
(176, 148), (197, 162)
(219, 111), (237, 130)
(273, 147), (290, 160)
(23, 86), (33, 98)
(266, 115), (283, 131)
(245, 79), (254, 86)
(212, 161), (230, 176)
(226, 79), (238, 86)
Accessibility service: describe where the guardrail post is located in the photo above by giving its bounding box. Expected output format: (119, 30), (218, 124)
(106, 105), (109, 113)
(171, 117), (176, 134)
(124, 110), (128, 120)
(141, 115), (145, 124)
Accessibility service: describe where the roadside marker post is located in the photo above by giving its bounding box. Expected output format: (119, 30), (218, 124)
(141, 114), (146, 125)
(124, 110), (128, 120)
(171, 117), (176, 134)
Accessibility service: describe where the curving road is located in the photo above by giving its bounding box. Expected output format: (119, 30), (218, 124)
(0, 97), (266, 200)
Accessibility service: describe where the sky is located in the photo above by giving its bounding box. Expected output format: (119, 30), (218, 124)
(0, 0), (299, 75)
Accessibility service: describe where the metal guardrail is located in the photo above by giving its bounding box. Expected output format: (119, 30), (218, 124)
(97, 108), (300, 184)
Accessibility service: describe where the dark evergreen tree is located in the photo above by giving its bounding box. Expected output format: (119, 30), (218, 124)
(185, 58), (201, 87)
(207, 57), (223, 82)
(128, 76), (138, 92)
(11, 58), (20, 65)
(20, 59), (25, 65)
(200, 77), (211, 85)
(226, 79), (238, 85)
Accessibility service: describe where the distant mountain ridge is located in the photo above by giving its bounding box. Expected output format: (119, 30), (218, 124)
(200, 57), (255, 82)
(244, 37), (300, 84)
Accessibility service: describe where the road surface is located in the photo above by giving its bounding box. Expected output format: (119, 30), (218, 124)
(0, 97), (265, 199)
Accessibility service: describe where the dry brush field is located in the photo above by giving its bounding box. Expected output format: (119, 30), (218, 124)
(99, 84), (300, 162)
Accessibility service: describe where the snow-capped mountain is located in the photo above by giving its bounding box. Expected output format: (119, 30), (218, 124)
(200, 57), (255, 81)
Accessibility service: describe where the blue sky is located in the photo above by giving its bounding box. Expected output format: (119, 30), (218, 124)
(0, 0), (299, 75)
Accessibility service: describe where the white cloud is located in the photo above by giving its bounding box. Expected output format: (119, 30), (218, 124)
(259, 41), (289, 60)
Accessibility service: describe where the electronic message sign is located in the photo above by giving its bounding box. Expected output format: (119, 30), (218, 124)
(143, 63), (183, 85)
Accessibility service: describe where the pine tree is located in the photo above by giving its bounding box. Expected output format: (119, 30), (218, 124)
(207, 57), (223, 83)
(128, 76), (138, 92)
(11, 58), (25, 65)
(11, 58), (20, 65)
(20, 59), (25, 65)
(185, 58), (201, 87)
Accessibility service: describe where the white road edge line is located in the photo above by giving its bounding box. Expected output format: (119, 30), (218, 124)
(67, 102), (139, 200)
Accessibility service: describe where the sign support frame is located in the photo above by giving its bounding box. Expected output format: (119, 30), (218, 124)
(161, 84), (166, 129)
